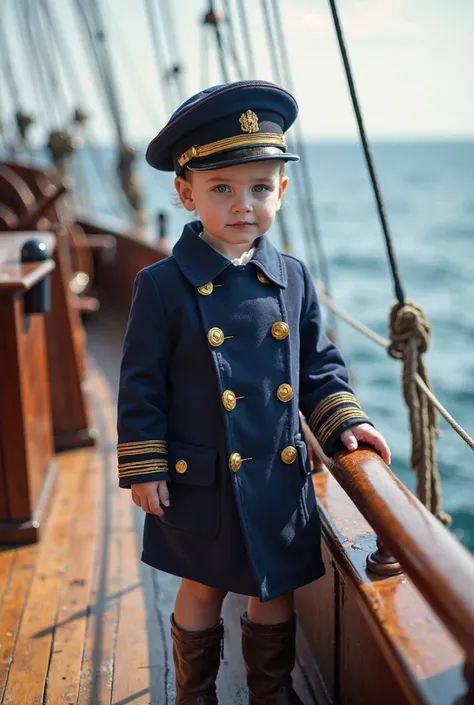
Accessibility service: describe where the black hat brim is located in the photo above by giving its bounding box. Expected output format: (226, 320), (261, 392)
(186, 145), (299, 172)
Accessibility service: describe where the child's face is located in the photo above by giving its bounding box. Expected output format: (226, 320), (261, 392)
(174, 160), (289, 247)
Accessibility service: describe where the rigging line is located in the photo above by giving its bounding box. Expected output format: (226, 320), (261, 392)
(80, 0), (124, 134)
(160, 0), (187, 101)
(39, 0), (81, 109)
(271, 0), (334, 303)
(73, 0), (124, 142)
(39, 0), (91, 116)
(70, 0), (122, 127)
(236, 0), (256, 76)
(259, 0), (283, 87)
(260, 0), (320, 280)
(22, 0), (62, 126)
(200, 18), (211, 88)
(143, 0), (175, 116)
(0, 76), (9, 152)
(221, 0), (245, 79)
(73, 0), (136, 216)
(327, 0), (405, 306)
(12, 0), (47, 130)
(32, 0), (71, 123)
(86, 0), (126, 135)
(0, 6), (21, 111)
(317, 285), (474, 452)
(44, 0), (132, 209)
(207, 0), (230, 83)
(101, 0), (163, 130)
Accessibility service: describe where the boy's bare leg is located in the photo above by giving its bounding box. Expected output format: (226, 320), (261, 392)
(174, 578), (227, 630)
(247, 591), (294, 623)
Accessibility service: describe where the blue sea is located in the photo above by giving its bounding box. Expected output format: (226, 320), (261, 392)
(30, 140), (474, 552)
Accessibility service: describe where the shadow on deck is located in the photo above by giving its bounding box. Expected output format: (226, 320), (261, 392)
(0, 304), (316, 705)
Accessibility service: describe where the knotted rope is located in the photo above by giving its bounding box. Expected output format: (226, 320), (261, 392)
(388, 300), (451, 526)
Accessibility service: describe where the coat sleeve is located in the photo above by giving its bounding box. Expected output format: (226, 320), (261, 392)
(117, 269), (171, 488)
(298, 261), (371, 454)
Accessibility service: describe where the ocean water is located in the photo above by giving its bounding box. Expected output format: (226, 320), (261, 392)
(39, 140), (474, 552)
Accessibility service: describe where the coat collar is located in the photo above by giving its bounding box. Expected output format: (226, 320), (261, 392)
(172, 221), (287, 289)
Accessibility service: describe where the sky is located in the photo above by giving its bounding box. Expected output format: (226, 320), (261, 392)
(1, 0), (473, 145)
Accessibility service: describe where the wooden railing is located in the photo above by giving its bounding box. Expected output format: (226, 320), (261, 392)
(332, 447), (474, 667)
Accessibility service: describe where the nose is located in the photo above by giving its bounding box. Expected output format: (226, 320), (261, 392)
(231, 191), (252, 213)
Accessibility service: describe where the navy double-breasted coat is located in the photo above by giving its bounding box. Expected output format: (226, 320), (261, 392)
(117, 221), (369, 601)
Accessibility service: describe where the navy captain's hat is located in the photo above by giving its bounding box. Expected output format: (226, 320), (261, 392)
(146, 80), (300, 174)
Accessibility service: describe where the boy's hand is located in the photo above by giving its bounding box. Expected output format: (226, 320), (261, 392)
(131, 480), (170, 516)
(340, 423), (391, 465)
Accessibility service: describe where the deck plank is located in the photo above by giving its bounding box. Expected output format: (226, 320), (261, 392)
(1, 454), (84, 705)
(45, 452), (102, 705)
(76, 450), (121, 705)
(110, 490), (153, 705)
(0, 550), (15, 609)
(0, 547), (36, 702)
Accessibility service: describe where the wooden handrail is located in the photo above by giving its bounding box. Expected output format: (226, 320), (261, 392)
(330, 446), (474, 664)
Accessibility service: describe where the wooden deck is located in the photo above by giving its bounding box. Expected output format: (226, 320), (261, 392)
(0, 306), (316, 705)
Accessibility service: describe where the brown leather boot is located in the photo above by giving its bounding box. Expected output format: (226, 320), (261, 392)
(170, 614), (223, 704)
(241, 612), (304, 705)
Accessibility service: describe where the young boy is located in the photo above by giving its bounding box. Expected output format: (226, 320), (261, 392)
(117, 80), (390, 704)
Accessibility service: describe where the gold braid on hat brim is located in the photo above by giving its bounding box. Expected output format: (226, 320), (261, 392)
(178, 133), (287, 168)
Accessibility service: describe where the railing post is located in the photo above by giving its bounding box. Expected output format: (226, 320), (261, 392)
(366, 536), (403, 577)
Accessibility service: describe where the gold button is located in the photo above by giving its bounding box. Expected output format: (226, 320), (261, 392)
(271, 321), (289, 340)
(257, 270), (270, 284)
(175, 459), (188, 474)
(197, 282), (213, 296)
(222, 390), (237, 411)
(277, 384), (294, 402)
(229, 452), (242, 472)
(208, 327), (225, 347)
(281, 446), (297, 464)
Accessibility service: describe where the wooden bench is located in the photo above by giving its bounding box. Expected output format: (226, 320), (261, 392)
(0, 233), (57, 543)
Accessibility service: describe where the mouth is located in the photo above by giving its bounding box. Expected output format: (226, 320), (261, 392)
(228, 222), (256, 230)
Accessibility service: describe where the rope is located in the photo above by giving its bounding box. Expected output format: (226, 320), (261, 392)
(271, 0), (338, 338)
(200, 20), (211, 87)
(222, 0), (245, 79)
(205, 3), (230, 83)
(325, 0), (456, 524)
(102, 1), (162, 130)
(327, 0), (405, 306)
(236, 0), (256, 76)
(160, 0), (186, 102)
(388, 302), (451, 525)
(316, 284), (474, 453)
(0, 8), (21, 115)
(143, 0), (175, 116)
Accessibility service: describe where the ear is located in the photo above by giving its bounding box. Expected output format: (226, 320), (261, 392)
(174, 176), (196, 212)
(276, 175), (289, 211)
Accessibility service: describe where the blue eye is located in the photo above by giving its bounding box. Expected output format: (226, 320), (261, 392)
(253, 184), (269, 193)
(213, 185), (230, 193)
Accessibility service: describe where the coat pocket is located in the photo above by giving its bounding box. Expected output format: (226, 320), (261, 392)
(161, 439), (219, 538)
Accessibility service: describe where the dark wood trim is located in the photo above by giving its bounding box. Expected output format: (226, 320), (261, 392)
(54, 428), (97, 453)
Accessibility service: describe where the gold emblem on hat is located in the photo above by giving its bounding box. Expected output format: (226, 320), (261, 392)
(239, 110), (259, 133)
